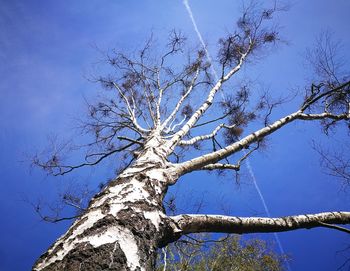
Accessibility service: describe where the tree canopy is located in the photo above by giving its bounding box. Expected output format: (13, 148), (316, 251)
(156, 235), (288, 271)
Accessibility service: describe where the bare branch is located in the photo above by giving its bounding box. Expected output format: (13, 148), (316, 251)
(196, 141), (259, 172)
(312, 141), (350, 188)
(201, 163), (240, 171)
(28, 198), (83, 224)
(171, 212), (350, 235)
(34, 141), (137, 176)
(41, 215), (81, 224)
(161, 68), (200, 131)
(167, 115), (187, 133)
(175, 110), (301, 176)
(301, 80), (350, 112)
(306, 31), (345, 84)
(117, 136), (144, 145)
(318, 221), (350, 234)
(179, 124), (236, 146)
(113, 82), (150, 134)
(298, 112), (349, 121)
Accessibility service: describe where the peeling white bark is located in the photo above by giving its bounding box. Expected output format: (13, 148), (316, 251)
(34, 198), (148, 271)
(144, 210), (165, 231)
(34, 210), (105, 270)
(88, 226), (143, 271)
(33, 145), (176, 271)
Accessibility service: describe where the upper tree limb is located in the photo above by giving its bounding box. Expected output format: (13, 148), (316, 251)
(175, 110), (349, 176)
(174, 80), (350, 176)
(165, 48), (252, 155)
(174, 110), (301, 175)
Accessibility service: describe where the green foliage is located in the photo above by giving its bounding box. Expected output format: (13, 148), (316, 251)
(157, 235), (288, 271)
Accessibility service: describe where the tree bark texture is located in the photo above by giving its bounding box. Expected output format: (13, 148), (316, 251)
(33, 137), (179, 271)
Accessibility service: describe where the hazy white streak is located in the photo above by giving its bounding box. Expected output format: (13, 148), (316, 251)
(183, 0), (219, 82)
(246, 161), (282, 244)
(183, 1), (291, 270)
(245, 158), (291, 271)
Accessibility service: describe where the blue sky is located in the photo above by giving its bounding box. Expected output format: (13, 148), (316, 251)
(0, 0), (349, 270)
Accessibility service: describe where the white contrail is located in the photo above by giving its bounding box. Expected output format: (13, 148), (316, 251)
(183, 0), (218, 81)
(183, 1), (291, 270)
(245, 158), (291, 271)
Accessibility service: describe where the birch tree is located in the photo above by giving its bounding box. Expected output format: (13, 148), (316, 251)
(32, 5), (350, 271)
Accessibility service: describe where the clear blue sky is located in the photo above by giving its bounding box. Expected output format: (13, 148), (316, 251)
(0, 0), (349, 270)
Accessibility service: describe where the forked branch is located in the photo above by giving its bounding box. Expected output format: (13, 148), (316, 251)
(179, 124), (236, 146)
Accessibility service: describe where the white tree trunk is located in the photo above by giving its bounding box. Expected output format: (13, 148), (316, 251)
(33, 137), (178, 271)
